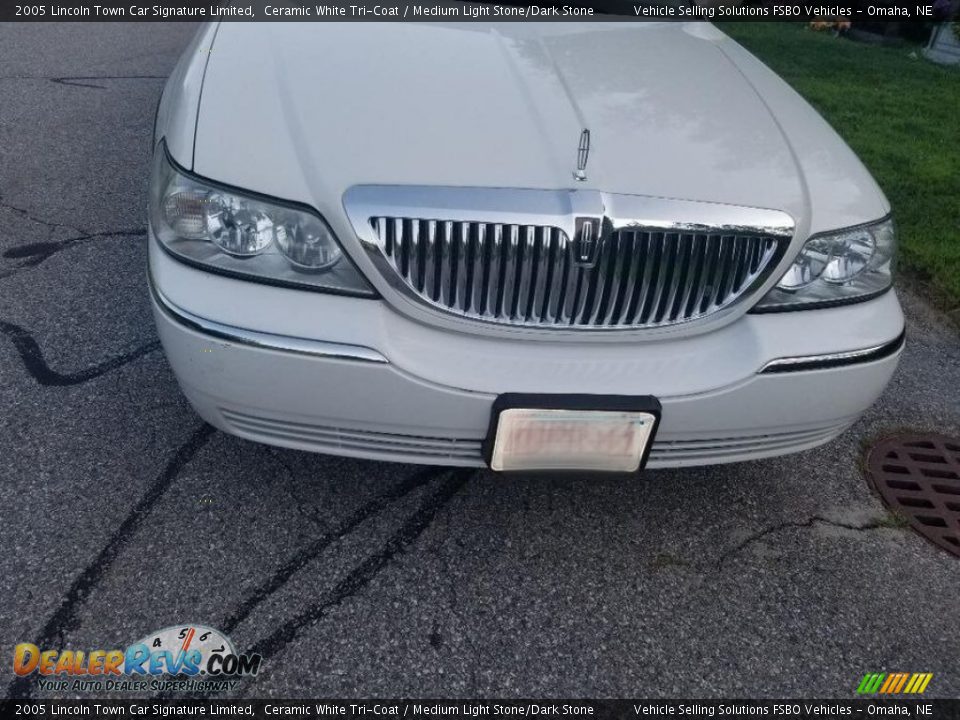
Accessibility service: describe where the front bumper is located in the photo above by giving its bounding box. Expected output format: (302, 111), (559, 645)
(149, 240), (905, 469)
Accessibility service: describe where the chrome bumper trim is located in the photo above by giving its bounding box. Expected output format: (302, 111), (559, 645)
(759, 331), (905, 374)
(149, 276), (389, 365)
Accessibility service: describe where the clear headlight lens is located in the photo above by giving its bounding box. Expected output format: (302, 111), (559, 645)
(149, 143), (374, 295)
(755, 217), (895, 311)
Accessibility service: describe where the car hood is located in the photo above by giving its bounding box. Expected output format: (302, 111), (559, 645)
(191, 23), (850, 228)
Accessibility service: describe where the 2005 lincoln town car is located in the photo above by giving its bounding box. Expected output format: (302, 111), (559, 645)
(149, 20), (904, 473)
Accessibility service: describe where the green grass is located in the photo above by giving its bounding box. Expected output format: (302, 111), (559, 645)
(721, 23), (960, 311)
(875, 511), (912, 530)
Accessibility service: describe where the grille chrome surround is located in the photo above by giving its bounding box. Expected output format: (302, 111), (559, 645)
(345, 187), (794, 331)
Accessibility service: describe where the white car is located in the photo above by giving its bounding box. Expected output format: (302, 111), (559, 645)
(149, 21), (904, 472)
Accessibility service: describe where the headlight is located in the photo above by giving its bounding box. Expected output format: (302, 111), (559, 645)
(149, 143), (374, 296)
(754, 217), (896, 311)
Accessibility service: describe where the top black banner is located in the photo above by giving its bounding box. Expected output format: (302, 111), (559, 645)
(0, 0), (949, 22)
(2, 700), (960, 720)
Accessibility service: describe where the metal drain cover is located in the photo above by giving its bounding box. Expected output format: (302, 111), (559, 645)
(866, 434), (960, 558)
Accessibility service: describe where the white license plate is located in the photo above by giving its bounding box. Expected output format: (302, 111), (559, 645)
(490, 408), (657, 472)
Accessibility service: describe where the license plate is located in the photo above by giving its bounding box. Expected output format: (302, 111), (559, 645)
(487, 396), (660, 472)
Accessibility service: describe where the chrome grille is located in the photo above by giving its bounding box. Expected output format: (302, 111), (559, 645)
(369, 217), (786, 329)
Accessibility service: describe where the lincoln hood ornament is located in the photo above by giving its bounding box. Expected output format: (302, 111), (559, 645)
(574, 129), (590, 182)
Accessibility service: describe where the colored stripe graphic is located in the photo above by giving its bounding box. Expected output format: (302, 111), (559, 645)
(893, 673), (909, 693)
(857, 673), (932, 694)
(856, 673), (885, 694)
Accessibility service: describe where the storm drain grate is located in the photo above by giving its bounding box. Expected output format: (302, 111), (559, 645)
(866, 434), (960, 558)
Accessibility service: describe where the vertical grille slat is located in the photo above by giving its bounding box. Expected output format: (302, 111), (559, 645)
(664, 233), (691, 323)
(394, 218), (406, 278)
(696, 236), (722, 314)
(627, 231), (654, 325)
(678, 234), (705, 319)
(586, 230), (613, 325)
(455, 222), (469, 311)
(515, 226), (536, 320)
(500, 225), (518, 318)
(532, 227), (552, 322)
(545, 229), (566, 323)
(472, 223), (487, 316)
(710, 235), (735, 309)
(486, 224), (503, 319)
(408, 219), (422, 291)
(571, 268), (590, 326)
(655, 232), (681, 324)
(440, 221), (453, 305)
(559, 243), (582, 325)
(601, 231), (626, 326)
(720, 236), (739, 306)
(370, 216), (785, 330)
(597, 230), (623, 325)
(612, 231), (639, 326)
(732, 236), (755, 294)
(641, 232), (667, 324)
(424, 220), (438, 301)
(731, 236), (750, 295)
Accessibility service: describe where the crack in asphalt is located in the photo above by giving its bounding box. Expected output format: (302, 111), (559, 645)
(267, 448), (325, 529)
(246, 469), (472, 665)
(716, 514), (903, 569)
(2, 228), (146, 271)
(221, 465), (449, 635)
(0, 318), (160, 386)
(152, 467), (467, 700)
(50, 75), (167, 89)
(4, 425), (216, 700)
(0, 195), (147, 280)
(0, 198), (86, 237)
(0, 75), (166, 89)
(436, 521), (482, 690)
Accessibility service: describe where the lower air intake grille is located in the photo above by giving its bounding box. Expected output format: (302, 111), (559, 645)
(221, 409), (847, 468)
(220, 409), (483, 463)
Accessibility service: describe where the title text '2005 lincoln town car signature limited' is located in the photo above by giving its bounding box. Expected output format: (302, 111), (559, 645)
(149, 21), (905, 473)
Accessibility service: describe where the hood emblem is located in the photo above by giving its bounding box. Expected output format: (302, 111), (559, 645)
(574, 129), (590, 182)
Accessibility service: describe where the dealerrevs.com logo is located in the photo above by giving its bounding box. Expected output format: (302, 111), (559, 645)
(13, 624), (262, 693)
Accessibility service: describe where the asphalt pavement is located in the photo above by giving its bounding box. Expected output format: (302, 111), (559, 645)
(1, 22), (959, 699)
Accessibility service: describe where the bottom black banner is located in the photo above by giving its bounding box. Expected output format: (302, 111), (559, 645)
(1, 701), (959, 720)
